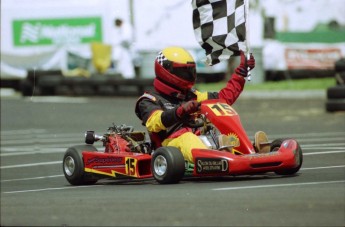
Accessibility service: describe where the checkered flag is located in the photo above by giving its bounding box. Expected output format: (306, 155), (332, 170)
(192, 0), (247, 66)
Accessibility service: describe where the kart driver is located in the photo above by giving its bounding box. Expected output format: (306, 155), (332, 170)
(135, 46), (269, 163)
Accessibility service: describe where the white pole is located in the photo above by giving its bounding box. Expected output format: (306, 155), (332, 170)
(245, 0), (251, 80)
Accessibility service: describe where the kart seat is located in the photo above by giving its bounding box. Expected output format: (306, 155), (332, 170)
(148, 132), (162, 150)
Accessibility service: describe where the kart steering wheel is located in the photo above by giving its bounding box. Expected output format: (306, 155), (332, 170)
(185, 115), (205, 128)
(184, 102), (204, 128)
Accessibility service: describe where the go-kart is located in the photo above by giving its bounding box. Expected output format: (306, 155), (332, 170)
(62, 99), (303, 185)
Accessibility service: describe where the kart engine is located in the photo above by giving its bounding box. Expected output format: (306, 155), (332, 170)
(85, 124), (152, 154)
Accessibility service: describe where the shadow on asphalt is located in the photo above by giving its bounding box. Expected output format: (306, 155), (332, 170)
(93, 173), (300, 186)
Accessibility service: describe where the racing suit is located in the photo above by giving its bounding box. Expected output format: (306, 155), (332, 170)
(135, 73), (245, 163)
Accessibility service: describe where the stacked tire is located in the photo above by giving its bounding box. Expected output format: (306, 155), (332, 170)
(326, 58), (345, 112)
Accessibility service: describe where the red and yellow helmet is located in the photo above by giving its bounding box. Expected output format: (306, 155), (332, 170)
(154, 47), (196, 99)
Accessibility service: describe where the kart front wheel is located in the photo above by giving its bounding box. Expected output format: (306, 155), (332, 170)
(63, 145), (98, 185)
(151, 146), (185, 184)
(271, 139), (303, 175)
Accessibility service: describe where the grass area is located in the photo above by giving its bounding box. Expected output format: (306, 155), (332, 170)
(195, 77), (336, 91)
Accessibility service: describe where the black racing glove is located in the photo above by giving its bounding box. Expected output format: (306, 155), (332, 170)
(176, 101), (200, 119)
(235, 51), (255, 77)
(160, 101), (200, 128)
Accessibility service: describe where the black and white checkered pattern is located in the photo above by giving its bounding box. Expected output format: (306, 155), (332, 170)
(192, 0), (247, 66)
(156, 51), (168, 65)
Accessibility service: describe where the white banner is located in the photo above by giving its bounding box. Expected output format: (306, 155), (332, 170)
(263, 41), (345, 70)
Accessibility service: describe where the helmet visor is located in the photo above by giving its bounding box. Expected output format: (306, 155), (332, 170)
(170, 62), (196, 82)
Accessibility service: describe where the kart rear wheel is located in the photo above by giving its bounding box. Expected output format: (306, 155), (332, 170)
(271, 139), (303, 175)
(151, 146), (185, 184)
(63, 145), (98, 185)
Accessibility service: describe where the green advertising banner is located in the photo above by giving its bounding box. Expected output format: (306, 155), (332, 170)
(13, 17), (103, 46)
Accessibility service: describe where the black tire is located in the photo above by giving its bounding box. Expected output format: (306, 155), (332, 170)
(326, 99), (345, 112)
(73, 85), (96, 96)
(85, 131), (95, 145)
(63, 145), (98, 185)
(20, 80), (34, 96)
(38, 75), (62, 96)
(55, 85), (74, 96)
(335, 58), (345, 72)
(271, 138), (303, 175)
(97, 85), (116, 96)
(151, 146), (185, 184)
(327, 86), (345, 99)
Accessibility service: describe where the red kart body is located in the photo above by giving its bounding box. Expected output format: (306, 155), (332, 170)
(63, 99), (302, 185)
(192, 99), (301, 176)
(82, 149), (152, 179)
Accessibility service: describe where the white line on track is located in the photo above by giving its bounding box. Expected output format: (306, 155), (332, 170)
(303, 150), (345, 155)
(0, 129), (47, 136)
(302, 143), (345, 147)
(297, 137), (345, 143)
(302, 147), (345, 150)
(0, 149), (67, 156)
(1, 175), (64, 182)
(2, 185), (103, 194)
(2, 165), (344, 183)
(1, 132), (82, 139)
(4, 180), (344, 194)
(212, 180), (345, 191)
(301, 165), (345, 171)
(24, 96), (89, 104)
(0, 146), (103, 156)
(0, 161), (62, 169)
(1, 138), (82, 146)
(271, 132), (345, 138)
(2, 166), (344, 194)
(1, 149), (342, 157)
(1, 150), (344, 168)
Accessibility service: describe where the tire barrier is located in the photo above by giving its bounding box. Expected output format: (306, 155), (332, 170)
(20, 72), (154, 97)
(326, 58), (345, 112)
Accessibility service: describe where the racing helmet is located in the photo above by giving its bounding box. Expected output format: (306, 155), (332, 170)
(154, 47), (196, 99)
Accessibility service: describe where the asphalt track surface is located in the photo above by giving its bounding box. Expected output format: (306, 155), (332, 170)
(1, 93), (345, 226)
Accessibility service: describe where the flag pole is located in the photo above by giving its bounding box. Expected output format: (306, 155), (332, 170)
(245, 0), (252, 80)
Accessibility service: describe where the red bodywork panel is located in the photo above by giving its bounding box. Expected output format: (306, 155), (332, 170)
(192, 139), (300, 176)
(201, 99), (256, 154)
(83, 135), (152, 179)
(83, 151), (152, 179)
